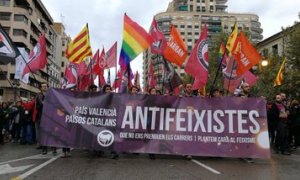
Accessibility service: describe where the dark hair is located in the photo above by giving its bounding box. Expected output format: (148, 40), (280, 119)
(88, 84), (98, 90)
(102, 84), (112, 92)
(130, 85), (139, 92)
(148, 87), (156, 94)
(39, 82), (48, 89)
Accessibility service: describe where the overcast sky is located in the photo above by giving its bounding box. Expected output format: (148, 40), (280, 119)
(41, 0), (299, 83)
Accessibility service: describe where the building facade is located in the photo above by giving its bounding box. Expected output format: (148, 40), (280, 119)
(0, 0), (64, 102)
(53, 22), (70, 81)
(143, 0), (263, 91)
(257, 23), (300, 58)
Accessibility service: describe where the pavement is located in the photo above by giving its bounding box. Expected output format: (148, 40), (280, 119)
(1, 143), (300, 180)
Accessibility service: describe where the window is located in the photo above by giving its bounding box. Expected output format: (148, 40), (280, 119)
(9, 73), (14, 80)
(189, 5), (193, 11)
(0, 71), (7, 80)
(14, 14), (28, 24)
(2, 27), (10, 34)
(13, 29), (27, 38)
(0, 89), (3, 96)
(0, 0), (10, 6)
(0, 12), (11, 20)
(61, 61), (65, 67)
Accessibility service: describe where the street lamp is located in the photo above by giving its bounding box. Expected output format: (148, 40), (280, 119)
(261, 59), (269, 67)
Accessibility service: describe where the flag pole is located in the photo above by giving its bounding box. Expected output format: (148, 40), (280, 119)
(209, 50), (226, 97)
(115, 42), (118, 92)
(127, 63), (130, 93)
(226, 60), (235, 96)
(163, 58), (173, 93)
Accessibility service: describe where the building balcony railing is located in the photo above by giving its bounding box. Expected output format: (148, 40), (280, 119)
(251, 26), (263, 34)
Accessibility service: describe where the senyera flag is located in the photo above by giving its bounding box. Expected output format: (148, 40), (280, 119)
(22, 33), (47, 78)
(0, 24), (20, 64)
(163, 25), (188, 67)
(184, 24), (208, 90)
(149, 17), (167, 55)
(274, 58), (286, 87)
(65, 24), (92, 63)
(226, 22), (238, 55)
(119, 14), (153, 69)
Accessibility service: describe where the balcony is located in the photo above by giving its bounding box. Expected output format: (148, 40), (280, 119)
(251, 26), (263, 34)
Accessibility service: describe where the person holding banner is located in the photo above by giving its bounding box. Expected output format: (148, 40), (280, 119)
(130, 86), (139, 95)
(147, 87), (158, 160)
(61, 86), (77, 158)
(35, 82), (57, 155)
(103, 84), (119, 159)
(183, 83), (196, 97)
(237, 83), (254, 163)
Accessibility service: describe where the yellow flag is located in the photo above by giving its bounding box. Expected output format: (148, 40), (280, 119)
(226, 22), (238, 55)
(274, 58), (286, 87)
(65, 24), (92, 63)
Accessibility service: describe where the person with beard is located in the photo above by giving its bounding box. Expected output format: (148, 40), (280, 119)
(237, 83), (254, 162)
(270, 94), (290, 155)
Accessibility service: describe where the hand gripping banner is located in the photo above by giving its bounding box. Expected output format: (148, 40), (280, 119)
(40, 88), (270, 159)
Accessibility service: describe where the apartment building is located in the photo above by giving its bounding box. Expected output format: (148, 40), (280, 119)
(143, 0), (263, 91)
(0, 0), (63, 102)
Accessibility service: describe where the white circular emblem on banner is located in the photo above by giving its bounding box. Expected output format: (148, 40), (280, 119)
(97, 130), (114, 147)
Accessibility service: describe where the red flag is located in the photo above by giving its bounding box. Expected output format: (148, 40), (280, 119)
(112, 69), (123, 90)
(184, 24), (209, 90)
(76, 61), (88, 76)
(78, 75), (92, 91)
(90, 49), (99, 69)
(98, 74), (106, 87)
(104, 42), (117, 69)
(163, 25), (188, 67)
(64, 63), (78, 89)
(93, 48), (105, 74)
(223, 55), (257, 93)
(149, 18), (167, 54)
(234, 32), (261, 75)
(22, 33), (47, 78)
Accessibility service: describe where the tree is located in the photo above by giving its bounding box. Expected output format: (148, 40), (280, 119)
(282, 22), (300, 99)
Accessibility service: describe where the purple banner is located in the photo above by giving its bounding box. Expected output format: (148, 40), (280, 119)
(40, 88), (270, 159)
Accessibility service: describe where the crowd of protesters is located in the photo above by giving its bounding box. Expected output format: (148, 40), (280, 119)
(1, 82), (299, 161)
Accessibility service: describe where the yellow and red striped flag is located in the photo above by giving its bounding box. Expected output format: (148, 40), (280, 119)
(274, 58), (286, 87)
(65, 24), (92, 63)
(226, 22), (238, 56)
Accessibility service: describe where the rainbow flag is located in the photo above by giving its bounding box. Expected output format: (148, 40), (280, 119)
(119, 14), (153, 68)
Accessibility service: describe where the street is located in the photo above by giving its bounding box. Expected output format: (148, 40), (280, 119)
(0, 143), (300, 180)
